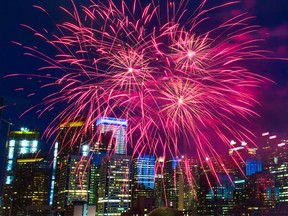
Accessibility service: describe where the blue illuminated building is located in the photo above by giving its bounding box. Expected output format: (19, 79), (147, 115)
(96, 117), (127, 155)
(130, 155), (156, 214)
(137, 155), (155, 189)
(96, 117), (128, 127)
(246, 159), (262, 176)
(172, 157), (182, 170)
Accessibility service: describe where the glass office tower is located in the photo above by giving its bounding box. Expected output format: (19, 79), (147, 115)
(96, 117), (127, 155)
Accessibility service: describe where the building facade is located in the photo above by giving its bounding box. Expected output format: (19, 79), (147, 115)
(1, 128), (40, 216)
(131, 155), (156, 214)
(52, 120), (92, 215)
(11, 156), (50, 216)
(96, 117), (127, 155)
(97, 155), (132, 215)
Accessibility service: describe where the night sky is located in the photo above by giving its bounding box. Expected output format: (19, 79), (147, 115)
(0, 0), (287, 162)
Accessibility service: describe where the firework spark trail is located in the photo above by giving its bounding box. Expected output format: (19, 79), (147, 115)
(15, 0), (270, 190)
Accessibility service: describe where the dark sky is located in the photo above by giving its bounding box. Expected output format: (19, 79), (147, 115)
(0, 0), (287, 158)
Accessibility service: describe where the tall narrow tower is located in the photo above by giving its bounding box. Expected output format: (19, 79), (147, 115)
(96, 117), (131, 215)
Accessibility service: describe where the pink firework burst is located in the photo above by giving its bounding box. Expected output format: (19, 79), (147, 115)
(17, 0), (270, 188)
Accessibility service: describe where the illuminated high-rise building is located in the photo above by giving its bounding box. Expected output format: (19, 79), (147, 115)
(245, 172), (277, 211)
(164, 156), (198, 214)
(153, 156), (199, 214)
(52, 119), (92, 215)
(131, 155), (155, 214)
(261, 132), (280, 171)
(177, 157), (199, 214)
(246, 159), (262, 176)
(56, 155), (89, 212)
(263, 137), (288, 204)
(197, 171), (235, 216)
(1, 128), (40, 216)
(3, 128), (40, 184)
(88, 131), (115, 208)
(228, 140), (258, 166)
(233, 178), (246, 206)
(96, 117), (127, 155)
(97, 155), (132, 215)
(228, 139), (261, 178)
(257, 133), (287, 204)
(272, 142), (288, 203)
(154, 156), (165, 207)
(261, 132), (279, 155)
(11, 156), (50, 216)
(134, 155), (155, 189)
(164, 157), (182, 209)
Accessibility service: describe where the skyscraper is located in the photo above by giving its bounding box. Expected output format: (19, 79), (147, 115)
(246, 159), (262, 176)
(245, 172), (277, 211)
(131, 155), (156, 214)
(154, 156), (165, 207)
(96, 117), (127, 155)
(56, 155), (89, 213)
(197, 171), (235, 216)
(52, 118), (124, 215)
(1, 128), (40, 216)
(52, 119), (91, 215)
(164, 156), (198, 213)
(134, 155), (155, 189)
(97, 155), (131, 215)
(164, 158), (182, 209)
(95, 117), (132, 215)
(88, 131), (115, 208)
(11, 156), (50, 216)
(262, 138), (288, 204)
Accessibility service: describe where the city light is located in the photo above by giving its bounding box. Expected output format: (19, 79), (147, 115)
(0, 0), (287, 215)
(96, 117), (128, 127)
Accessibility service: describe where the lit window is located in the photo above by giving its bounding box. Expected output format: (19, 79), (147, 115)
(20, 148), (28, 154)
(9, 140), (15, 147)
(5, 176), (13, 185)
(6, 160), (13, 171)
(8, 148), (14, 159)
(21, 140), (29, 147)
(32, 140), (38, 148)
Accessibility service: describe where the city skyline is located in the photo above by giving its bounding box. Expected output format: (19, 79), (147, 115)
(0, 0), (287, 133)
(0, 123), (287, 215)
(0, 1), (287, 215)
(0, 0), (287, 191)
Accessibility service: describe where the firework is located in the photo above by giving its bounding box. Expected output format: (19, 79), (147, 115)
(17, 0), (268, 187)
